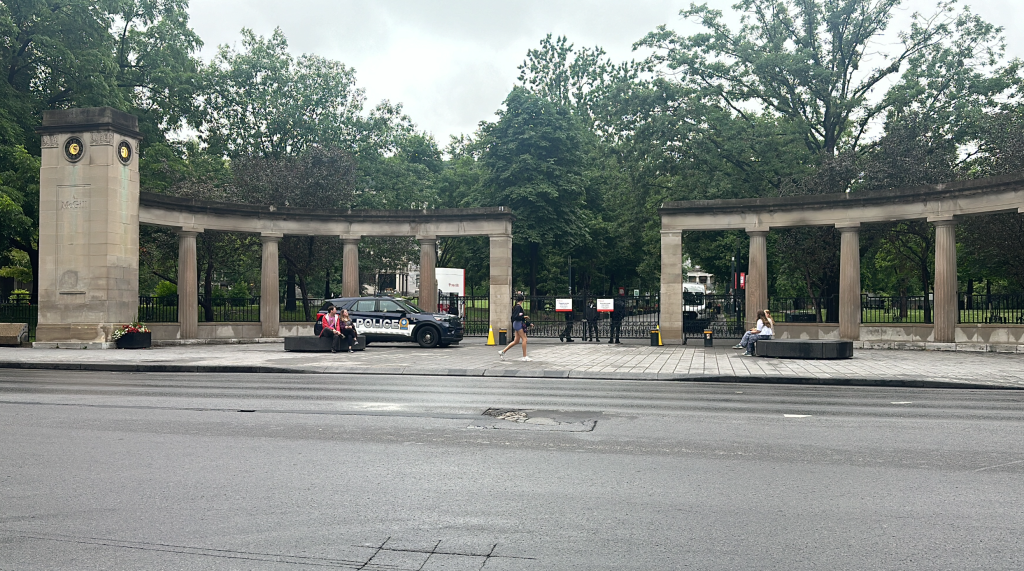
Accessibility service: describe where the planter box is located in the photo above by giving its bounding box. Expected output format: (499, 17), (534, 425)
(116, 331), (151, 349)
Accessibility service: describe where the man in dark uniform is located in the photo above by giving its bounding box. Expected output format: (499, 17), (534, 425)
(584, 300), (599, 342)
(559, 303), (575, 342)
(610, 292), (625, 344)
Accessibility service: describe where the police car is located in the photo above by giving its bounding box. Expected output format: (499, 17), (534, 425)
(318, 296), (463, 348)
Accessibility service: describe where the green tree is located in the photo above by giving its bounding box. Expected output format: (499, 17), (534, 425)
(479, 87), (587, 295)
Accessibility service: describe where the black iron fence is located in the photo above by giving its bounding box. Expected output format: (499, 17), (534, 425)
(769, 295), (839, 323)
(960, 294), (1024, 324)
(686, 294), (745, 339)
(281, 297), (326, 322)
(512, 295), (660, 339)
(861, 295), (932, 323)
(197, 294), (261, 322)
(138, 295), (178, 322)
(439, 293), (490, 337)
(0, 302), (37, 341)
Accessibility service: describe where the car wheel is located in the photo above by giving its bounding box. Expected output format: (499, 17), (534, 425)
(415, 326), (440, 348)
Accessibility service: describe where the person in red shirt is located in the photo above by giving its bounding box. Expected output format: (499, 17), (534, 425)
(320, 305), (344, 353)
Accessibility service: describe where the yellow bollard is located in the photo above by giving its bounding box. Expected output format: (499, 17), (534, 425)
(486, 326), (495, 346)
(657, 325), (663, 346)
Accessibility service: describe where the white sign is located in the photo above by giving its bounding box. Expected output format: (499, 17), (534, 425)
(436, 268), (465, 296)
(634, 289), (640, 297)
(597, 299), (614, 312)
(555, 298), (573, 312)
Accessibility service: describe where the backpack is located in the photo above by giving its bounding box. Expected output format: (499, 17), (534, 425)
(313, 314), (324, 335)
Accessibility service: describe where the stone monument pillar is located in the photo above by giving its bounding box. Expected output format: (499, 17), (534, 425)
(838, 224), (861, 340)
(342, 237), (360, 297)
(659, 230), (683, 344)
(260, 234), (282, 337)
(177, 230), (199, 339)
(35, 108), (143, 347)
(745, 230), (769, 330)
(489, 234), (513, 337)
(418, 237), (437, 311)
(933, 219), (958, 343)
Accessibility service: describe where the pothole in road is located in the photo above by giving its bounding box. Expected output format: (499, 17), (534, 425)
(472, 408), (598, 432)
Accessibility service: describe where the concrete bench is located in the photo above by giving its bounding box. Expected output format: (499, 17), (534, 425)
(754, 339), (853, 359)
(0, 323), (29, 346)
(284, 335), (366, 352)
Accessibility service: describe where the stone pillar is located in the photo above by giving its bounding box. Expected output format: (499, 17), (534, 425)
(745, 230), (769, 329)
(489, 234), (513, 336)
(838, 224), (861, 340)
(933, 219), (958, 343)
(418, 237), (438, 311)
(342, 237), (360, 297)
(177, 230), (199, 340)
(34, 107), (143, 347)
(260, 234), (281, 338)
(660, 230), (683, 344)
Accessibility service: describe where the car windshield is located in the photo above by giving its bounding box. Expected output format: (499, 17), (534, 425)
(396, 300), (428, 314)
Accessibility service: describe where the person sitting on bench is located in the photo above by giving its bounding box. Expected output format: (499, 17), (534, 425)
(735, 309), (774, 356)
(337, 308), (358, 352)
(319, 304), (344, 353)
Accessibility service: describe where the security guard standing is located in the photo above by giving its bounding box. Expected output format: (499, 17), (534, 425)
(609, 292), (625, 344)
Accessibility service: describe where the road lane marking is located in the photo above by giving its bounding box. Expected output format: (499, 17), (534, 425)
(974, 459), (1024, 472)
(784, 414), (812, 418)
(890, 402), (913, 404)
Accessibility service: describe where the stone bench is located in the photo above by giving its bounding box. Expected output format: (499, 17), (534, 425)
(284, 335), (366, 352)
(754, 339), (853, 359)
(0, 323), (29, 346)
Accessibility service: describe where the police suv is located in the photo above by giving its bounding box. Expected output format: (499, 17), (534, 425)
(319, 296), (463, 348)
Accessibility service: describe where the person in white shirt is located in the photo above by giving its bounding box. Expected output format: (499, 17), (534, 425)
(736, 309), (774, 356)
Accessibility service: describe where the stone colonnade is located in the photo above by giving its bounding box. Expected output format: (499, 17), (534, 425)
(143, 193), (515, 340)
(659, 176), (1024, 345)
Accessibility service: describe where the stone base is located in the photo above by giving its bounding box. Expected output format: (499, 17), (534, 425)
(33, 341), (116, 349)
(0, 323), (29, 346)
(34, 323), (114, 344)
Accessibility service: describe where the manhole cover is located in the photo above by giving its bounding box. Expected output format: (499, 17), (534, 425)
(472, 408), (598, 432)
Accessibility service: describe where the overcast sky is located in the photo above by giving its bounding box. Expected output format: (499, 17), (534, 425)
(187, 0), (1024, 145)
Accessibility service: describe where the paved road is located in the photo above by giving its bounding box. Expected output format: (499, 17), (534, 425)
(2, 370), (1023, 569)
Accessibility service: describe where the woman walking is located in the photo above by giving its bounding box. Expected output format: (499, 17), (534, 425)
(735, 309), (774, 356)
(499, 293), (532, 361)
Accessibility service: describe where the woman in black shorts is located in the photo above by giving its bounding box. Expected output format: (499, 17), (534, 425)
(499, 293), (531, 361)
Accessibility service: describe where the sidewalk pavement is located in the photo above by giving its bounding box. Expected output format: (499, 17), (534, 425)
(1, 338), (1023, 390)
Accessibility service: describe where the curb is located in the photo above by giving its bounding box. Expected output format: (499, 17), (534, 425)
(0, 360), (1019, 390)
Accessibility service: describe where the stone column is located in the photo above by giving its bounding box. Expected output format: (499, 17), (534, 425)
(933, 219), (958, 343)
(342, 237), (360, 297)
(745, 230), (769, 329)
(34, 107), (143, 346)
(489, 234), (513, 336)
(177, 230), (199, 340)
(838, 224), (861, 340)
(260, 234), (281, 338)
(659, 230), (683, 344)
(418, 237), (438, 311)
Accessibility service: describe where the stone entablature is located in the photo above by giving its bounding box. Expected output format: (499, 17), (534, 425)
(139, 192), (513, 237)
(659, 173), (1024, 231)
